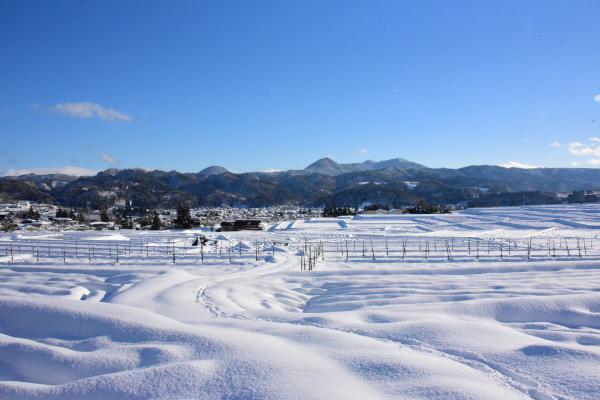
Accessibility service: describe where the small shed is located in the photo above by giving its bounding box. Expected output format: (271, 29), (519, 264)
(219, 219), (264, 232)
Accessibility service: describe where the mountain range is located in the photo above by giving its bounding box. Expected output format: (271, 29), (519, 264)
(304, 157), (426, 175)
(2, 157), (600, 209)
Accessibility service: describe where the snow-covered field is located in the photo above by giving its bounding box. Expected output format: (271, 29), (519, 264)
(1, 204), (599, 399)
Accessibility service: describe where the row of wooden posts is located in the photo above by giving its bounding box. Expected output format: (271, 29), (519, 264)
(321, 236), (594, 261)
(1, 236), (596, 267)
(1, 238), (279, 265)
(299, 241), (323, 271)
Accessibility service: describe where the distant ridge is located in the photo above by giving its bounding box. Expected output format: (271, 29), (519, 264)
(304, 157), (343, 175)
(304, 157), (426, 175)
(3, 157), (600, 208)
(198, 166), (229, 176)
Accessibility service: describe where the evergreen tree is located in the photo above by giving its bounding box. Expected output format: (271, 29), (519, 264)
(100, 208), (110, 222)
(25, 206), (40, 220)
(120, 216), (133, 229)
(174, 204), (193, 229)
(0, 216), (16, 232)
(151, 211), (162, 230)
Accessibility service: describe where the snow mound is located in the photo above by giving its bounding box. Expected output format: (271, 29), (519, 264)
(0, 296), (385, 399)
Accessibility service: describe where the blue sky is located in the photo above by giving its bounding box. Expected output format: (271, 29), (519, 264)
(1, 1), (600, 175)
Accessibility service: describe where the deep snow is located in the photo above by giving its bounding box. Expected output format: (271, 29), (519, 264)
(0, 204), (599, 399)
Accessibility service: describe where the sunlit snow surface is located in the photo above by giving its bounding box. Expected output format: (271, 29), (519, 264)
(1, 204), (599, 399)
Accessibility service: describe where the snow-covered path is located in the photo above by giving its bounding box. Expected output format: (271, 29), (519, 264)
(1, 205), (599, 399)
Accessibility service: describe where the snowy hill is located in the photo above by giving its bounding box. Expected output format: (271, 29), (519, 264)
(0, 204), (599, 399)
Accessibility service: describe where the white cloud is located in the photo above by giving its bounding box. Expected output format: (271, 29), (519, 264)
(594, 94), (600, 104)
(571, 161), (581, 167)
(568, 141), (600, 157)
(262, 168), (282, 173)
(358, 148), (368, 155)
(2, 166), (96, 176)
(551, 141), (562, 148)
(51, 102), (131, 122)
(101, 153), (118, 165)
(499, 161), (539, 169)
(561, 138), (600, 167)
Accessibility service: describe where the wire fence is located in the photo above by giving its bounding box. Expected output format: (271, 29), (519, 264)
(0, 234), (285, 265)
(1, 233), (598, 269)
(314, 235), (598, 259)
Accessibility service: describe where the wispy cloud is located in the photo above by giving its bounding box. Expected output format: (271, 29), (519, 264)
(550, 141), (562, 148)
(51, 102), (131, 122)
(586, 159), (600, 166)
(499, 161), (539, 169)
(2, 166), (96, 177)
(357, 148), (368, 155)
(568, 141), (600, 157)
(563, 137), (600, 166)
(101, 153), (118, 165)
(594, 94), (600, 104)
